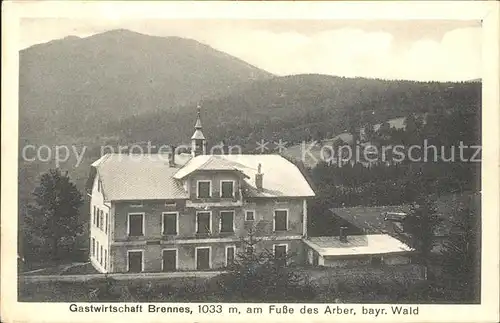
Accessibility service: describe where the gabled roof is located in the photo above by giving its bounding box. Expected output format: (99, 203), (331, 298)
(304, 234), (412, 257)
(173, 155), (246, 178)
(91, 153), (192, 201)
(90, 153), (315, 201)
(175, 154), (315, 198)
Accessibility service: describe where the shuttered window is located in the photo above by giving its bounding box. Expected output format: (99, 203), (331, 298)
(221, 181), (234, 198)
(197, 181), (211, 198)
(220, 211), (234, 233)
(197, 212), (211, 234)
(274, 210), (288, 231)
(128, 213), (144, 236)
(163, 213), (178, 235)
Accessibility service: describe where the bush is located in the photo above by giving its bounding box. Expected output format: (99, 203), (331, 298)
(89, 276), (122, 301)
(221, 237), (317, 302)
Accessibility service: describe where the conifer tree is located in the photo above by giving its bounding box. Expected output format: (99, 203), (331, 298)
(398, 196), (441, 278)
(27, 169), (84, 259)
(441, 204), (480, 302)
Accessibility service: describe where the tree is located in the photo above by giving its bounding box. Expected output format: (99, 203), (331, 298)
(314, 129), (324, 143)
(403, 113), (424, 146)
(399, 196), (441, 278)
(27, 168), (84, 259)
(440, 203), (481, 302)
(331, 138), (346, 167)
(363, 122), (376, 143)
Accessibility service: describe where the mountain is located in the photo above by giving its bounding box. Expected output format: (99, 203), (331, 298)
(19, 29), (273, 144)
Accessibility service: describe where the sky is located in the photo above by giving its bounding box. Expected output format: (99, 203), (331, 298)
(20, 19), (482, 82)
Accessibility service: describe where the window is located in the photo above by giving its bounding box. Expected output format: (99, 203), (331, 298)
(128, 213), (144, 236)
(197, 181), (211, 198)
(100, 210), (104, 231)
(163, 212), (178, 235)
(220, 181), (234, 198)
(196, 212), (211, 234)
(105, 213), (108, 234)
(165, 200), (176, 207)
(274, 210), (288, 231)
(91, 237), (95, 256)
(96, 241), (99, 260)
(195, 247), (211, 270)
(128, 251), (143, 272)
(220, 211), (234, 233)
(162, 249), (177, 271)
(93, 206), (96, 225)
(104, 249), (107, 269)
(130, 201), (143, 208)
(245, 210), (255, 221)
(100, 245), (103, 265)
(226, 246), (235, 267)
(96, 208), (100, 228)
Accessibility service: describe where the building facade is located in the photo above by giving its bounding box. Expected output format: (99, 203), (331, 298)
(88, 110), (315, 273)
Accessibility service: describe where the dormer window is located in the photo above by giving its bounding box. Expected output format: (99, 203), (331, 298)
(220, 181), (234, 198)
(197, 180), (211, 199)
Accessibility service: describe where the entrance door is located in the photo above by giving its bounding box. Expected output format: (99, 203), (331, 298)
(162, 249), (177, 271)
(196, 247), (210, 270)
(128, 251), (143, 272)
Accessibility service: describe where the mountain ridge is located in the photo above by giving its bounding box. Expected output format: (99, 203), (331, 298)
(19, 29), (273, 144)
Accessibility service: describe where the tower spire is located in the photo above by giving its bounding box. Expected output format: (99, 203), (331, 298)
(191, 102), (206, 157)
(195, 103), (202, 129)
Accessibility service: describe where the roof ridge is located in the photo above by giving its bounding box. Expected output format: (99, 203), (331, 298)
(199, 155), (216, 169)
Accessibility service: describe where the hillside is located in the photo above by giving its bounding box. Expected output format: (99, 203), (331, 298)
(284, 116), (408, 168)
(19, 29), (273, 144)
(102, 74), (481, 151)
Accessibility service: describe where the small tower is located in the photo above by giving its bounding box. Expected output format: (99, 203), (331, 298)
(191, 103), (206, 157)
(255, 163), (263, 190)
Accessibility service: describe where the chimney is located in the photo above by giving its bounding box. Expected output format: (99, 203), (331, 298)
(339, 226), (348, 243)
(255, 163), (263, 190)
(169, 145), (176, 167)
